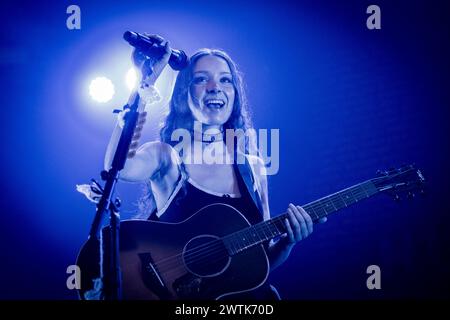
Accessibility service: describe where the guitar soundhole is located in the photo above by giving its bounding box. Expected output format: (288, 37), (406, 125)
(183, 235), (230, 277)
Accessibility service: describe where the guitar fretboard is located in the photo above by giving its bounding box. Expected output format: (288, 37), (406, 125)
(223, 180), (379, 255)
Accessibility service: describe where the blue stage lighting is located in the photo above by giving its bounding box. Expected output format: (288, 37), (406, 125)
(125, 67), (138, 91)
(89, 76), (115, 103)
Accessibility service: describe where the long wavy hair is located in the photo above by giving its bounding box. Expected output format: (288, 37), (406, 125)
(138, 49), (255, 219)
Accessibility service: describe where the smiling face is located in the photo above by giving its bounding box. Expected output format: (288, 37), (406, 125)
(188, 55), (236, 128)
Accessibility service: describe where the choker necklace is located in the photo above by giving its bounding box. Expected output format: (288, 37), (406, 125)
(193, 129), (224, 143)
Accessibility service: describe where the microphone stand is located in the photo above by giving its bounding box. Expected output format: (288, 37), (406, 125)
(84, 39), (170, 299)
(87, 90), (142, 300)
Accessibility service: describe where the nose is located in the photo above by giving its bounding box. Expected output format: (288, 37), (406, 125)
(206, 79), (220, 93)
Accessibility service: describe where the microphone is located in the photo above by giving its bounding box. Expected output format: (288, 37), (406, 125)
(123, 31), (189, 71)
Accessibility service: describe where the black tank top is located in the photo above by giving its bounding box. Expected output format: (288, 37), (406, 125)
(153, 164), (263, 225)
(148, 164), (281, 300)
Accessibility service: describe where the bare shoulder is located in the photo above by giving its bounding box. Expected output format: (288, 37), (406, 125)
(139, 141), (180, 170)
(139, 140), (173, 157)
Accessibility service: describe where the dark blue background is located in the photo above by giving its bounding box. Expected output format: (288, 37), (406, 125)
(0, 0), (449, 299)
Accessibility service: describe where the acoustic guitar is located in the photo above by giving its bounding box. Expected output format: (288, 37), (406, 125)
(76, 165), (425, 300)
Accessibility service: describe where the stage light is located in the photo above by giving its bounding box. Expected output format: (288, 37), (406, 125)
(89, 77), (115, 103)
(126, 68), (138, 91)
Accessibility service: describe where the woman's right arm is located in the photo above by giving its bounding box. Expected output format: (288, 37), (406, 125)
(103, 124), (164, 182)
(103, 35), (172, 183)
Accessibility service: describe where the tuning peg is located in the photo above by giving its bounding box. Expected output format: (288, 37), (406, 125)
(394, 194), (401, 201)
(420, 189), (426, 197)
(407, 192), (415, 199)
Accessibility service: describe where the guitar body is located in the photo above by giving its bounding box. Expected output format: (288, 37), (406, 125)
(76, 203), (269, 300)
(76, 164), (424, 300)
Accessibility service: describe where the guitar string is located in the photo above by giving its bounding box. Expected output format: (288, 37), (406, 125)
(158, 208), (337, 278)
(147, 187), (372, 275)
(152, 213), (306, 280)
(176, 184), (381, 275)
(143, 188), (372, 279)
(146, 195), (370, 281)
(151, 185), (371, 269)
(145, 174), (415, 280)
(149, 187), (371, 277)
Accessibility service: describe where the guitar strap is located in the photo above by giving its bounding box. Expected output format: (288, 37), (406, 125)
(235, 155), (265, 218)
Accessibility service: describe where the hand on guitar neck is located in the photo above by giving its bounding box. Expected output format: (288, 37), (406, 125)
(283, 203), (327, 245)
(267, 203), (327, 271)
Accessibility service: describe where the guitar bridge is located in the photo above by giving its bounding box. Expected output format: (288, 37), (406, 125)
(173, 273), (204, 299)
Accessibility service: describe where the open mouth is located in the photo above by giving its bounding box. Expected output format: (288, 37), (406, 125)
(204, 99), (226, 109)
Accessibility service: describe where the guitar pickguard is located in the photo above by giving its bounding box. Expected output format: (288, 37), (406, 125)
(138, 252), (171, 299)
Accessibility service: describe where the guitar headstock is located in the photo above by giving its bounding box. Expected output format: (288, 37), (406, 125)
(371, 165), (425, 201)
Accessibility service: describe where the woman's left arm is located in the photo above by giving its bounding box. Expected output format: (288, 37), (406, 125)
(250, 156), (326, 271)
(267, 204), (327, 271)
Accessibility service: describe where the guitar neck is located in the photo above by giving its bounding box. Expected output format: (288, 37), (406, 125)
(223, 179), (379, 255)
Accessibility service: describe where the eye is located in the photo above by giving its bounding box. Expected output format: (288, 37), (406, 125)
(193, 76), (207, 84)
(220, 77), (232, 84)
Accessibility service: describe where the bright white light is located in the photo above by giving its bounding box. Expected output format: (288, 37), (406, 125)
(126, 68), (138, 91)
(89, 77), (115, 103)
